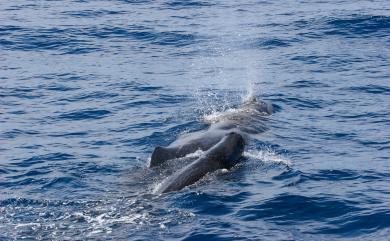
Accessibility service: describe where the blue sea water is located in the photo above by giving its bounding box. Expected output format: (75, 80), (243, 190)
(0, 0), (389, 240)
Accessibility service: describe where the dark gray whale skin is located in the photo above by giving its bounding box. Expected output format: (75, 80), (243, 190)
(155, 132), (245, 193)
(150, 96), (271, 167)
(150, 130), (226, 167)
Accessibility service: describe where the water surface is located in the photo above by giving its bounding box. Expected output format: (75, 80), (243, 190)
(1, 0), (389, 240)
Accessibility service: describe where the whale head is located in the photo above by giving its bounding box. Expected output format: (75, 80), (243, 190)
(242, 96), (273, 114)
(150, 146), (176, 167)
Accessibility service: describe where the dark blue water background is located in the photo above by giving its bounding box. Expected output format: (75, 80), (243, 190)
(1, 0), (389, 240)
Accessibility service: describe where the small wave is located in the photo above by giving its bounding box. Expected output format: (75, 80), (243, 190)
(324, 112), (389, 121)
(48, 131), (88, 137)
(57, 91), (119, 102)
(277, 97), (325, 109)
(303, 169), (389, 182)
(42, 176), (83, 189)
(0, 25), (202, 53)
(61, 10), (126, 18)
(120, 0), (152, 4)
(7, 169), (52, 180)
(343, 85), (390, 95)
(253, 38), (292, 49)
(1, 129), (40, 139)
(88, 26), (202, 47)
(325, 15), (390, 37)
(38, 73), (95, 82)
(164, 0), (215, 9)
(57, 109), (111, 121)
(0, 87), (45, 99)
(236, 194), (364, 225)
(10, 153), (75, 168)
(284, 80), (330, 88)
(42, 84), (79, 92)
(0, 26), (100, 53)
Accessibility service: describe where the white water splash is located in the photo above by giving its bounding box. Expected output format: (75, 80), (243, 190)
(152, 180), (164, 194)
(72, 210), (149, 236)
(203, 107), (242, 124)
(244, 149), (292, 167)
(184, 149), (204, 158)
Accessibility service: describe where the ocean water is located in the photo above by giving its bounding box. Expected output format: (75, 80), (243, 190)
(0, 0), (389, 240)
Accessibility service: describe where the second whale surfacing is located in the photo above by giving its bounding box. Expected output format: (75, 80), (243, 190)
(151, 96), (272, 193)
(155, 132), (245, 193)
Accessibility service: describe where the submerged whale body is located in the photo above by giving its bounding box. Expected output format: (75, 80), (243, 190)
(156, 132), (245, 193)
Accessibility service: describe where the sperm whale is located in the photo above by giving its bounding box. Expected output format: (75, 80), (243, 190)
(150, 96), (272, 192)
(150, 96), (272, 167)
(155, 132), (245, 193)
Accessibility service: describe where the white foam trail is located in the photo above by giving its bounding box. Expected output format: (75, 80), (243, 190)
(244, 149), (292, 167)
(73, 210), (149, 237)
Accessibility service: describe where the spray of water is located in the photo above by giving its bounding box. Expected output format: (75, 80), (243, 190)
(243, 58), (258, 101)
(187, 3), (267, 118)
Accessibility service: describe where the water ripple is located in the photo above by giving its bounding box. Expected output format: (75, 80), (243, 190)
(10, 153), (75, 168)
(237, 194), (362, 223)
(1, 0), (389, 240)
(325, 15), (390, 37)
(57, 109), (111, 121)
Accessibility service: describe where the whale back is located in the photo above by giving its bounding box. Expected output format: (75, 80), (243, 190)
(206, 132), (245, 169)
(150, 96), (270, 168)
(156, 132), (245, 193)
(150, 146), (176, 167)
(150, 130), (225, 167)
